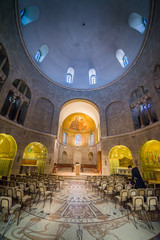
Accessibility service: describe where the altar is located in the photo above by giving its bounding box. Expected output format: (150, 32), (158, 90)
(74, 163), (81, 175)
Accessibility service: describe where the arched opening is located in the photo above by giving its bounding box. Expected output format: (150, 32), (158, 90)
(56, 99), (101, 169)
(20, 5), (40, 26)
(21, 142), (48, 174)
(0, 133), (17, 177)
(128, 13), (147, 34)
(0, 79), (31, 125)
(140, 140), (160, 181)
(35, 45), (49, 63)
(116, 49), (129, 68)
(130, 86), (158, 130)
(66, 67), (74, 84)
(58, 99), (100, 146)
(109, 145), (133, 175)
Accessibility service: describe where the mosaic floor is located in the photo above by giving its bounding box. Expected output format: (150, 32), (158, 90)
(0, 180), (160, 240)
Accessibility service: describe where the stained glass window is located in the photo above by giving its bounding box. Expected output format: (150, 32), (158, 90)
(66, 73), (72, 83)
(76, 135), (81, 146)
(116, 49), (129, 68)
(35, 45), (49, 63)
(35, 50), (41, 62)
(89, 68), (96, 85)
(63, 132), (67, 144)
(66, 67), (74, 84)
(20, 6), (40, 26)
(123, 55), (129, 67)
(90, 133), (93, 145)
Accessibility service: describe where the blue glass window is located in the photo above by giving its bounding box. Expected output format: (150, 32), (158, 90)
(35, 50), (41, 62)
(143, 103), (151, 110)
(20, 9), (25, 18)
(76, 135), (81, 146)
(66, 73), (72, 83)
(90, 133), (93, 145)
(123, 55), (129, 67)
(63, 132), (67, 144)
(90, 75), (96, 85)
(142, 17), (147, 27)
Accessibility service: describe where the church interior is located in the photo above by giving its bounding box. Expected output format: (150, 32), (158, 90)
(0, 0), (160, 239)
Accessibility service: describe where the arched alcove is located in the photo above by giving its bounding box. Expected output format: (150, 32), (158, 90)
(21, 142), (48, 174)
(140, 140), (160, 181)
(62, 151), (68, 162)
(106, 101), (128, 136)
(109, 145), (133, 174)
(0, 133), (17, 177)
(58, 99), (100, 146)
(30, 98), (54, 133)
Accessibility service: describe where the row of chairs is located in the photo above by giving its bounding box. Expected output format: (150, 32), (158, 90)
(0, 174), (65, 238)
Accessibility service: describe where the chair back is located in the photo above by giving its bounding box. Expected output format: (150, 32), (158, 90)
(16, 189), (24, 201)
(120, 189), (128, 199)
(147, 196), (157, 211)
(7, 187), (16, 198)
(129, 189), (137, 198)
(0, 196), (12, 213)
(133, 196), (144, 211)
(145, 188), (155, 197)
(0, 186), (6, 196)
(137, 188), (145, 196)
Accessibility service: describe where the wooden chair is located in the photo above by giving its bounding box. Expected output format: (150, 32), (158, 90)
(0, 196), (21, 237)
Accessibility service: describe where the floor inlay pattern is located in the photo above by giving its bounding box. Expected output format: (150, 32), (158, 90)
(0, 180), (160, 240)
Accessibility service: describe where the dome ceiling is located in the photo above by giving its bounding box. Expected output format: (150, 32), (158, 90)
(17, 0), (150, 90)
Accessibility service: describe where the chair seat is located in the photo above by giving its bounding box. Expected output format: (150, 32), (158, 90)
(143, 203), (156, 211)
(45, 191), (52, 196)
(22, 195), (31, 203)
(10, 204), (21, 214)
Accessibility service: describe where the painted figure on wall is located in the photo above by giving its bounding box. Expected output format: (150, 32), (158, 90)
(70, 117), (87, 131)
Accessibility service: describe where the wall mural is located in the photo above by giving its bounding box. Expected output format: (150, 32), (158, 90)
(140, 140), (160, 180)
(0, 133), (17, 177)
(62, 113), (96, 133)
(109, 145), (133, 174)
(21, 142), (48, 174)
(140, 140), (160, 167)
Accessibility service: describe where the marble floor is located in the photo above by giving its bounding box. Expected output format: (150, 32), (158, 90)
(0, 179), (160, 240)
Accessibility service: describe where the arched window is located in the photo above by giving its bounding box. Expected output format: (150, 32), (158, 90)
(90, 133), (94, 146)
(66, 67), (74, 84)
(128, 13), (147, 34)
(116, 49), (129, 68)
(89, 68), (96, 85)
(130, 86), (158, 130)
(0, 43), (9, 91)
(63, 132), (67, 144)
(1, 79), (31, 125)
(76, 135), (81, 146)
(20, 5), (40, 26)
(35, 45), (49, 63)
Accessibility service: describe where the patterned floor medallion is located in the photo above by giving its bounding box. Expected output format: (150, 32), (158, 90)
(0, 180), (160, 240)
